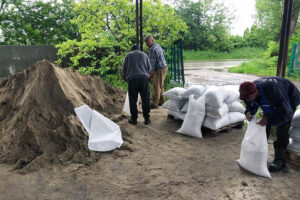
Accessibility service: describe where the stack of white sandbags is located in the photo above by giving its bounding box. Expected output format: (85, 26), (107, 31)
(287, 109), (300, 153)
(202, 85), (246, 130)
(162, 87), (187, 120)
(163, 83), (246, 133)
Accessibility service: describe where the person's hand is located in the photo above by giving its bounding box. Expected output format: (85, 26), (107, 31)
(245, 112), (253, 121)
(148, 72), (153, 80)
(257, 112), (268, 126)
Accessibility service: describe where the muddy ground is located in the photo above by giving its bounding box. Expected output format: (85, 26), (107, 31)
(0, 107), (299, 200)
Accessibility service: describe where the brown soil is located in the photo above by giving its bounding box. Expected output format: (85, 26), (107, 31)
(0, 61), (125, 173)
(0, 108), (299, 199)
(0, 63), (299, 199)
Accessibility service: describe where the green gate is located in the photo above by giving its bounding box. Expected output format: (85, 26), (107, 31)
(164, 40), (185, 85)
(288, 43), (300, 77)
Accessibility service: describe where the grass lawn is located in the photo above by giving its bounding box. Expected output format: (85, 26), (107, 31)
(183, 47), (265, 61)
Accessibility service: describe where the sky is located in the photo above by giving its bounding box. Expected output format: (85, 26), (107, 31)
(163, 0), (256, 36)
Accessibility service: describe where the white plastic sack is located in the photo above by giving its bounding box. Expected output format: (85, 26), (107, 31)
(162, 99), (186, 112)
(74, 104), (93, 133)
(291, 109), (300, 127)
(181, 85), (206, 99)
(122, 92), (141, 115)
(288, 127), (300, 141)
(181, 101), (189, 113)
(206, 103), (229, 119)
(203, 114), (230, 130)
(223, 85), (240, 104)
(177, 95), (205, 138)
(75, 105), (123, 152)
(167, 110), (186, 121)
(162, 87), (186, 100)
(237, 117), (271, 178)
(228, 101), (245, 113)
(229, 112), (246, 124)
(204, 86), (229, 108)
(287, 139), (300, 153)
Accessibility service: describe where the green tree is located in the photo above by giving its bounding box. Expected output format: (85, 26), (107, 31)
(255, 0), (300, 42)
(0, 0), (79, 45)
(56, 0), (188, 77)
(176, 0), (233, 51)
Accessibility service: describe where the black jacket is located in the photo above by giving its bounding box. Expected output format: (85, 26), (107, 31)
(244, 77), (300, 126)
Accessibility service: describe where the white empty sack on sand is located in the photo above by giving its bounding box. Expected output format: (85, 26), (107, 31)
(74, 104), (93, 133)
(75, 104), (123, 152)
(237, 117), (271, 178)
(122, 92), (140, 115)
(177, 95), (205, 138)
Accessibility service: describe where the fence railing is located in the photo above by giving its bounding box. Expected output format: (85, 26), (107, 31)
(288, 43), (300, 77)
(164, 40), (185, 85)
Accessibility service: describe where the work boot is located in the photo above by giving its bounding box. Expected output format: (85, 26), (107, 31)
(144, 118), (151, 125)
(268, 148), (286, 173)
(128, 118), (137, 125)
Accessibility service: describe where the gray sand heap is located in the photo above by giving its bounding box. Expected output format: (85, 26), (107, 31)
(0, 61), (125, 172)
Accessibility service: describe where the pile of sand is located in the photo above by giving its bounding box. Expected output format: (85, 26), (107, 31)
(0, 61), (126, 172)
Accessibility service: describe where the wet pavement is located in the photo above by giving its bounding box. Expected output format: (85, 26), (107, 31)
(184, 60), (300, 88)
(184, 60), (258, 86)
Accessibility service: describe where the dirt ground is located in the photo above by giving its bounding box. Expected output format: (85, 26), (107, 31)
(0, 107), (299, 200)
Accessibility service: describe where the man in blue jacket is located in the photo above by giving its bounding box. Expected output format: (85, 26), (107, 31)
(239, 77), (300, 172)
(122, 45), (152, 125)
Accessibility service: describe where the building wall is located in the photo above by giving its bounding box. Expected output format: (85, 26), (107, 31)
(0, 46), (58, 80)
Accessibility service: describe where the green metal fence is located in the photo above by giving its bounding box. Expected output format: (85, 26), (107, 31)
(288, 43), (300, 77)
(164, 40), (185, 85)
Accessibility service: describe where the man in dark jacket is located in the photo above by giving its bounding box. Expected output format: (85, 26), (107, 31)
(122, 45), (151, 125)
(239, 77), (300, 172)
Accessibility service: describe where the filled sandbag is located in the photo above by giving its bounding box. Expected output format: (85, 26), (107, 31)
(181, 100), (189, 113)
(288, 127), (300, 141)
(223, 85), (240, 104)
(204, 86), (229, 108)
(291, 109), (300, 127)
(167, 110), (186, 121)
(206, 103), (229, 119)
(181, 85), (206, 99)
(228, 101), (245, 113)
(237, 117), (271, 178)
(203, 114), (230, 130)
(177, 95), (205, 138)
(162, 99), (186, 112)
(229, 112), (246, 124)
(287, 139), (300, 153)
(162, 87), (186, 100)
